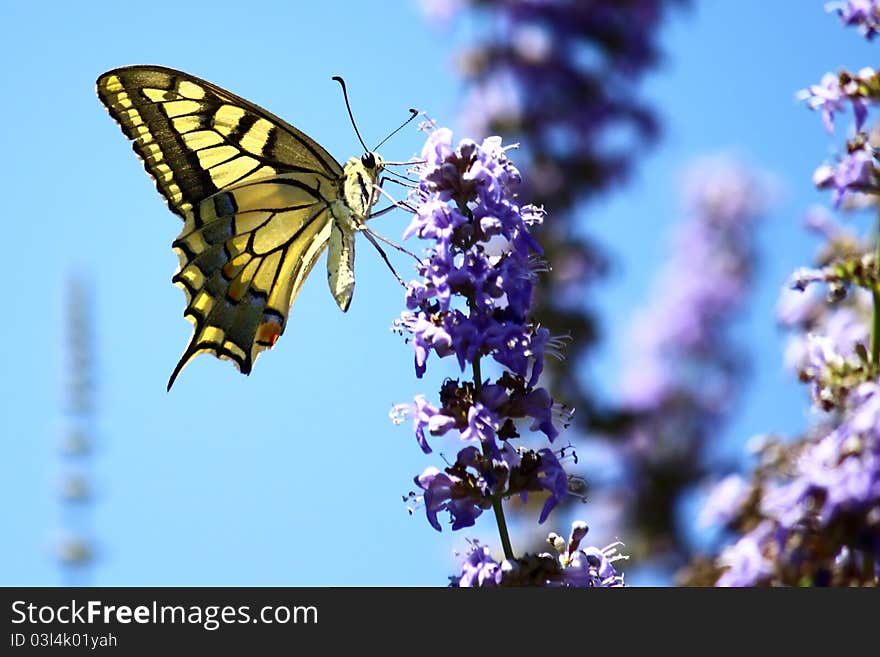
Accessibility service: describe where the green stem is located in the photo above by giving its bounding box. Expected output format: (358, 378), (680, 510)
(473, 357), (515, 561)
(872, 212), (880, 369)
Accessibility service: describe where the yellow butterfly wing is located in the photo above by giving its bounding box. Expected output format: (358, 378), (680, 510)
(96, 65), (346, 388)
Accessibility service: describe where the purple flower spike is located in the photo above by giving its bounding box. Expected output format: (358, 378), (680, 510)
(394, 127), (623, 584)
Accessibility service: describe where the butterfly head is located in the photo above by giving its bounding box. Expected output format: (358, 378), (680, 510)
(342, 152), (385, 217)
(360, 151), (384, 173)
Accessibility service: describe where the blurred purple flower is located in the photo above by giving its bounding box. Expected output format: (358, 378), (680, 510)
(620, 157), (767, 416)
(698, 474), (750, 528)
(612, 155), (769, 564)
(432, 0), (685, 205)
(715, 383), (880, 586)
(716, 521), (776, 587)
(813, 143), (877, 207)
(776, 284), (825, 328)
(764, 382), (880, 526)
(798, 72), (851, 132)
(827, 0), (880, 39)
(797, 69), (877, 132)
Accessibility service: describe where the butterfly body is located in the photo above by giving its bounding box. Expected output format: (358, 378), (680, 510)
(95, 65), (384, 389)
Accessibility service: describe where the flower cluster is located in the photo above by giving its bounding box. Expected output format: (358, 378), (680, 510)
(688, 221), (880, 586)
(397, 128), (547, 386)
(453, 523), (627, 587)
(395, 129), (569, 527)
(798, 66), (880, 206)
(395, 127), (621, 585)
(684, 5), (880, 587)
(706, 230), (880, 585)
(711, 379), (880, 586)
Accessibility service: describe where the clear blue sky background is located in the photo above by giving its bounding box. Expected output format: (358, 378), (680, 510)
(1, 2), (874, 586)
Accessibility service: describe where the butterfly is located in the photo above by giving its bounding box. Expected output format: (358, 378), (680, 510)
(96, 65), (403, 390)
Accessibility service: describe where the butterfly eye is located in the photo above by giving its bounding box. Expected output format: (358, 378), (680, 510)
(361, 152), (376, 169)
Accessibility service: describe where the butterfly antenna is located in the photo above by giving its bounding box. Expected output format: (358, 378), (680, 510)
(332, 76), (370, 154)
(373, 109), (420, 152)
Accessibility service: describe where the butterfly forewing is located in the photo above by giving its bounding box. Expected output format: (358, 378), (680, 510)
(96, 65), (344, 215)
(95, 65), (372, 388)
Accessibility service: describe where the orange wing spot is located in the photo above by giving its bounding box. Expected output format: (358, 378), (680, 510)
(222, 253), (250, 280)
(222, 261), (239, 279)
(256, 320), (282, 347)
(226, 279), (246, 302)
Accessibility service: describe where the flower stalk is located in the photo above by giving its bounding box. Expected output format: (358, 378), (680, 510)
(872, 212), (880, 365)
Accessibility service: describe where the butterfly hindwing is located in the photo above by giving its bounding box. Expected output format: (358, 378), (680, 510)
(166, 176), (337, 389)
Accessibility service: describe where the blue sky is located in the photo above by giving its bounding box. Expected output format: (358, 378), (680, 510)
(0, 2), (874, 586)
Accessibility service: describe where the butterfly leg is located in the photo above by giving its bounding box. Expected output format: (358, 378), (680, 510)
(379, 172), (418, 189)
(373, 180), (418, 214)
(358, 223), (420, 262)
(360, 228), (409, 288)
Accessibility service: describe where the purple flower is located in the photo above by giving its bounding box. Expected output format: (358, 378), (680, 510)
(776, 284), (825, 328)
(397, 127), (618, 581)
(535, 453), (569, 523)
(813, 143), (877, 206)
(553, 522), (627, 587)
(716, 383), (880, 585)
(415, 464), (488, 531)
(503, 443), (569, 523)
(716, 521), (776, 587)
(795, 304), (871, 410)
(766, 382), (880, 526)
(827, 0), (880, 39)
(698, 474), (751, 528)
(398, 129), (549, 386)
(798, 72), (850, 132)
(561, 543), (627, 587)
(796, 68), (878, 134)
(510, 386), (558, 441)
(390, 395), (456, 454)
(459, 403), (499, 447)
(457, 543), (502, 587)
(414, 440), (574, 531)
(683, 3), (880, 588)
